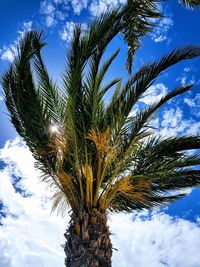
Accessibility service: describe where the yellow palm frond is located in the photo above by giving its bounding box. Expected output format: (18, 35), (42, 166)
(100, 175), (150, 210)
(51, 190), (70, 216)
(82, 163), (94, 205)
(87, 128), (111, 156)
(57, 171), (79, 207)
(87, 128), (120, 206)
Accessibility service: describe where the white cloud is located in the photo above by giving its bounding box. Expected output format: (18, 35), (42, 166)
(184, 93), (200, 108)
(40, 1), (57, 27)
(111, 212), (200, 267)
(19, 21), (33, 37)
(161, 107), (183, 128)
(140, 83), (168, 105)
(176, 75), (188, 85)
(0, 46), (16, 62)
(151, 17), (173, 43)
(71, 0), (88, 15)
(40, 1), (56, 14)
(53, 0), (68, 4)
(158, 107), (192, 137)
(0, 21), (32, 62)
(40, 0), (68, 27)
(1, 138), (200, 267)
(46, 15), (56, 27)
(184, 97), (196, 107)
(40, 0), (89, 28)
(59, 21), (88, 42)
(184, 93), (200, 118)
(40, 0), (124, 25)
(0, 95), (4, 101)
(89, 0), (110, 16)
(59, 21), (75, 42)
(156, 104), (200, 137)
(186, 122), (200, 136)
(184, 67), (191, 73)
(38, 0), (166, 44)
(89, 0), (125, 16)
(0, 138), (66, 267)
(176, 72), (196, 86)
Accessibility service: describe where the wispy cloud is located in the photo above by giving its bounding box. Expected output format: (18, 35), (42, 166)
(186, 122), (200, 135)
(59, 21), (88, 42)
(158, 107), (192, 137)
(39, 0), (173, 46)
(0, 46), (16, 62)
(40, 0), (89, 28)
(184, 97), (197, 107)
(0, 21), (32, 62)
(39, 0), (126, 28)
(89, 0), (125, 17)
(19, 21), (33, 37)
(140, 83), (168, 105)
(151, 16), (173, 43)
(161, 107), (183, 128)
(59, 21), (76, 42)
(40, 0), (60, 27)
(71, 0), (88, 15)
(176, 74), (196, 86)
(184, 93), (200, 118)
(153, 105), (200, 137)
(184, 67), (191, 73)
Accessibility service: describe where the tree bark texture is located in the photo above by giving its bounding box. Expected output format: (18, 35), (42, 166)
(64, 209), (112, 267)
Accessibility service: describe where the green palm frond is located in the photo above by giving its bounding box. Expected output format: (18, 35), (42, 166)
(131, 136), (200, 174)
(127, 84), (192, 140)
(1, 31), (68, 190)
(33, 49), (64, 122)
(105, 46), (200, 134)
(2, 1), (200, 216)
(122, 0), (161, 72)
(106, 135), (200, 212)
(152, 170), (200, 190)
(83, 49), (120, 130)
(2, 31), (49, 148)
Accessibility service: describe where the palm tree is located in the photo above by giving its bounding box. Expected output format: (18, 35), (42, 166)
(2, 1), (200, 266)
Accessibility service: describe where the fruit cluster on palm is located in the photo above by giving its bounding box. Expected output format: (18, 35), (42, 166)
(2, 0), (200, 266)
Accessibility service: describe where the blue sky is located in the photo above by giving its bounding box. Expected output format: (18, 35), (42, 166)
(0, 1), (200, 267)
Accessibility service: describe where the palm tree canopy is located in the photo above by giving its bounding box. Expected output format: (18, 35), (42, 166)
(2, 0), (200, 215)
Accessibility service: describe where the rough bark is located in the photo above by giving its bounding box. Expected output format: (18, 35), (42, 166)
(64, 209), (112, 267)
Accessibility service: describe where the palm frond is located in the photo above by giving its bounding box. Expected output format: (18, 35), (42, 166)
(110, 192), (186, 212)
(122, 84), (192, 154)
(181, 0), (200, 9)
(122, 0), (161, 72)
(152, 170), (200, 191)
(2, 31), (49, 148)
(105, 46), (200, 133)
(131, 136), (200, 175)
(33, 38), (64, 123)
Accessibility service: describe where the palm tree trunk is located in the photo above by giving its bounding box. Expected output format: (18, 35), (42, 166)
(64, 209), (112, 267)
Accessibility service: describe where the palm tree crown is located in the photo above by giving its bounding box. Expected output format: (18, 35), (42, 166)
(2, 0), (200, 266)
